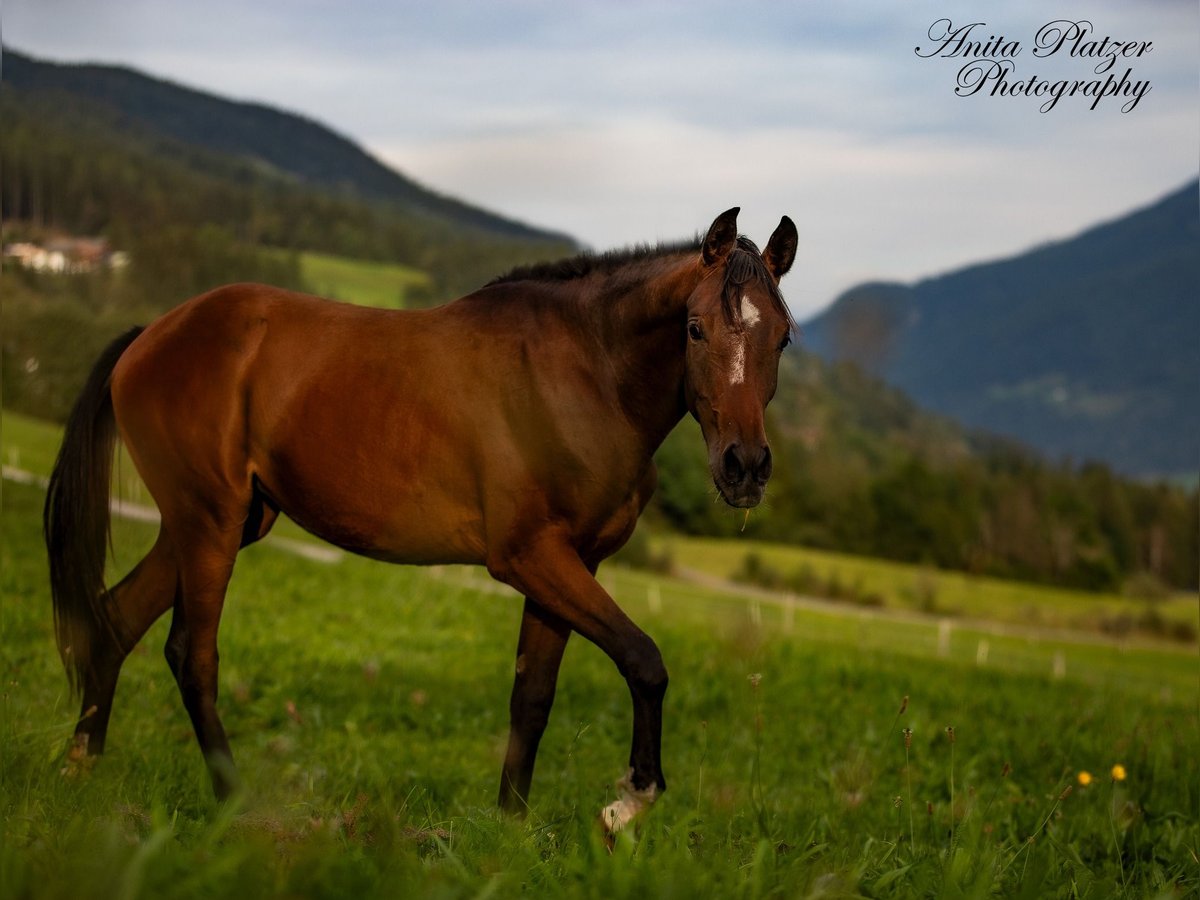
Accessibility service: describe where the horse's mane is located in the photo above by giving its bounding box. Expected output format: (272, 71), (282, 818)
(488, 236), (795, 334)
(486, 238), (702, 286)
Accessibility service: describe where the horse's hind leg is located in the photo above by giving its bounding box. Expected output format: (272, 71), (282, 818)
(498, 598), (571, 813)
(162, 515), (243, 800)
(72, 532), (178, 761)
(73, 488), (273, 764)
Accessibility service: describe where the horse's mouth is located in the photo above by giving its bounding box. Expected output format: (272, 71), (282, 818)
(714, 479), (765, 509)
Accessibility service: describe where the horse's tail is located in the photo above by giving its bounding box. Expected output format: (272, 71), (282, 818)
(44, 326), (144, 694)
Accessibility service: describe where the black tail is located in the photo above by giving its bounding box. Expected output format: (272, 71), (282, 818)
(44, 326), (144, 694)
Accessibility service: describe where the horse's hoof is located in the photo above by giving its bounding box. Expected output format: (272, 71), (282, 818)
(599, 768), (658, 838)
(60, 733), (97, 779)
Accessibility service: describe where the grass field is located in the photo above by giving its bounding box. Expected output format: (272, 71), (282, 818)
(658, 536), (1200, 638)
(293, 250), (431, 309)
(2, 417), (1198, 896)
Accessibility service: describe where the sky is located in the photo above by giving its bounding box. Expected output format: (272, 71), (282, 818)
(5, 0), (1197, 319)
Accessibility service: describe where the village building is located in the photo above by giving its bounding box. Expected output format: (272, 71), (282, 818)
(3, 237), (126, 273)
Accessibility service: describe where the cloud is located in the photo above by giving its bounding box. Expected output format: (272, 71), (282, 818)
(378, 106), (1195, 317)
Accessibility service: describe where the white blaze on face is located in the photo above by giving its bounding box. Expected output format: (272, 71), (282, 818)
(730, 294), (761, 385)
(740, 294), (761, 327)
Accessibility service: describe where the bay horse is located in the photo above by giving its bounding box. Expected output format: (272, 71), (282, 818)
(44, 208), (797, 832)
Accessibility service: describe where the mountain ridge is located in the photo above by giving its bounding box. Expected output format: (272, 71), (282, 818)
(1, 46), (573, 244)
(800, 181), (1199, 477)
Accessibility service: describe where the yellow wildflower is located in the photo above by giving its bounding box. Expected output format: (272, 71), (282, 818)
(1077, 771), (1093, 786)
(1111, 764), (1126, 781)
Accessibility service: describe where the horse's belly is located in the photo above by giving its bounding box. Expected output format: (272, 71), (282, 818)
(257, 443), (488, 566)
(273, 482), (487, 565)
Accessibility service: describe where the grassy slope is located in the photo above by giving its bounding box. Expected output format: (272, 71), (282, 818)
(295, 251), (431, 309)
(659, 536), (1199, 635)
(2, 432), (1198, 896)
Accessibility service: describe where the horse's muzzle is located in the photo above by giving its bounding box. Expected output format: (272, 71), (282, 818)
(714, 441), (772, 508)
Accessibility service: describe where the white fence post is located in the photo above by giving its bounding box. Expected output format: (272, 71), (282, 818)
(938, 619), (952, 657)
(1052, 651), (1066, 680)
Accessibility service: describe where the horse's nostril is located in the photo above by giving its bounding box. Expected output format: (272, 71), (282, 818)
(757, 445), (773, 483)
(722, 443), (745, 484)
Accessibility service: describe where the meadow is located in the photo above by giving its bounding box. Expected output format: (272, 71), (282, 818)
(2, 419), (1197, 897)
(291, 250), (431, 309)
(658, 536), (1199, 639)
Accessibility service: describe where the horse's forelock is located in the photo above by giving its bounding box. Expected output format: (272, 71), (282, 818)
(720, 238), (795, 334)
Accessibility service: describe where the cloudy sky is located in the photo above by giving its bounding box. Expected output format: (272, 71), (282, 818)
(6, 1), (1197, 318)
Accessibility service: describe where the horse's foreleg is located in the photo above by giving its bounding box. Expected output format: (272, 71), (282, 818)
(164, 521), (240, 801)
(498, 597), (570, 813)
(489, 539), (667, 835)
(70, 532), (179, 763)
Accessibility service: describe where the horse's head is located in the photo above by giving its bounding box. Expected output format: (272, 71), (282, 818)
(684, 208), (797, 508)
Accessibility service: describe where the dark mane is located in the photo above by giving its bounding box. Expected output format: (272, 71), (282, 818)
(487, 238), (702, 286)
(489, 235), (796, 334)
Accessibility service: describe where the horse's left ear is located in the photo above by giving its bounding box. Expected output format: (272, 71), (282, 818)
(763, 216), (798, 282)
(702, 207), (740, 267)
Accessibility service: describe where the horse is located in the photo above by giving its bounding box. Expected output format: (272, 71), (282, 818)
(43, 207), (797, 833)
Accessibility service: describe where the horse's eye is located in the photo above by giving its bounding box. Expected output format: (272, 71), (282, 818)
(687, 322), (705, 342)
(778, 334), (792, 351)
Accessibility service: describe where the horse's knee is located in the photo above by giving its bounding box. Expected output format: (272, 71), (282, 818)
(624, 637), (668, 697)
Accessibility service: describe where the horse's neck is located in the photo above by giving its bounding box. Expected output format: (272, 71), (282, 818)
(595, 256), (703, 453)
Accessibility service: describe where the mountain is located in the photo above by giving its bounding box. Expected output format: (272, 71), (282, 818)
(0, 46), (576, 302)
(800, 183), (1199, 477)
(0, 47), (570, 245)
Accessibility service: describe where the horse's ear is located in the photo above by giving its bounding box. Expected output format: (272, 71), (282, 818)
(702, 207), (740, 266)
(763, 216), (798, 281)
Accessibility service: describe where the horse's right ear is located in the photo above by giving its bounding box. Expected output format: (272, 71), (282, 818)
(702, 207), (740, 266)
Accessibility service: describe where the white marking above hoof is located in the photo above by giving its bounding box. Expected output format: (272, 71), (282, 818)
(599, 768), (658, 835)
(60, 732), (96, 779)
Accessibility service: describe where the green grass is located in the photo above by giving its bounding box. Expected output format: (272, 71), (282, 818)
(2, 410), (66, 482)
(658, 535), (1199, 637)
(293, 250), (430, 309)
(3, 471), (1197, 897)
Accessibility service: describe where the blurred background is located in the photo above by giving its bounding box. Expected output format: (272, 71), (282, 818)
(3, 0), (1197, 634)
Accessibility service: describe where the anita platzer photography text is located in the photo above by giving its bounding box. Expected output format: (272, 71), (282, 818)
(917, 18), (1154, 112)
(2, 2), (1197, 898)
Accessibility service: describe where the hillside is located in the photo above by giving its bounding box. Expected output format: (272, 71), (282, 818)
(0, 47), (575, 304)
(800, 183), (1200, 477)
(1, 47), (568, 244)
